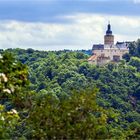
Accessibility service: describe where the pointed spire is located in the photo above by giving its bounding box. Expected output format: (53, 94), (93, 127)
(106, 21), (112, 35)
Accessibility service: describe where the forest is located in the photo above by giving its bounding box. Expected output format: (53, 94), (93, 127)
(1, 39), (140, 139)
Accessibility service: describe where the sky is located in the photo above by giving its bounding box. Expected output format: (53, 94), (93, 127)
(0, 0), (140, 50)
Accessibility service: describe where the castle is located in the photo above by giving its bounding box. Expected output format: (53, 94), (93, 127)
(88, 23), (130, 65)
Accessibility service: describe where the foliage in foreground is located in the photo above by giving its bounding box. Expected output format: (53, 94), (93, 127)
(26, 89), (108, 139)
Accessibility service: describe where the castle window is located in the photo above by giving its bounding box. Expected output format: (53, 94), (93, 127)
(113, 55), (120, 62)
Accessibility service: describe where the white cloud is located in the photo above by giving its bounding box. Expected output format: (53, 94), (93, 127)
(0, 14), (139, 50)
(134, 0), (140, 4)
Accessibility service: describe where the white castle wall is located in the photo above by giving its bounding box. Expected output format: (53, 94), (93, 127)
(93, 48), (128, 60)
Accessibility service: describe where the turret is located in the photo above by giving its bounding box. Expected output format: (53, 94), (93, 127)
(104, 23), (114, 45)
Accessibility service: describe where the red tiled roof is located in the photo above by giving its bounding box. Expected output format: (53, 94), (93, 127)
(88, 55), (97, 61)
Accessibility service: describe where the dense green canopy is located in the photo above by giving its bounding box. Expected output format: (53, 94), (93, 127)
(1, 39), (140, 139)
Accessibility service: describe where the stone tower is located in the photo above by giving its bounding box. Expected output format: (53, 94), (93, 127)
(104, 23), (114, 45)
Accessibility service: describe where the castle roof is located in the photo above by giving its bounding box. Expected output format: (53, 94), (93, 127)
(116, 41), (125, 45)
(92, 44), (104, 50)
(88, 55), (97, 61)
(106, 24), (112, 35)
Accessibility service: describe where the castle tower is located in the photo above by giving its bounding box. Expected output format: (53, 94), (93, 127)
(104, 23), (114, 45)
